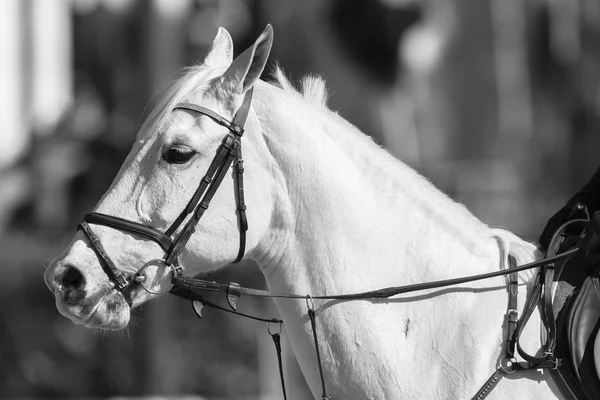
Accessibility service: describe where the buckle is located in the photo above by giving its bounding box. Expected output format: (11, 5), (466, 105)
(499, 357), (518, 374)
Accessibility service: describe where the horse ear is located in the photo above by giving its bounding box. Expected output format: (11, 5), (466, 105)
(204, 27), (234, 67)
(221, 24), (273, 95)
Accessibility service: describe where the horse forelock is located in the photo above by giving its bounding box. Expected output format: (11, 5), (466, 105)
(135, 65), (220, 141)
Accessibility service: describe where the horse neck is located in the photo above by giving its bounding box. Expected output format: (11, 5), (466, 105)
(246, 85), (553, 398)
(251, 85), (506, 296)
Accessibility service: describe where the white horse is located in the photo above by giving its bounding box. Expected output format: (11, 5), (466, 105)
(45, 25), (566, 399)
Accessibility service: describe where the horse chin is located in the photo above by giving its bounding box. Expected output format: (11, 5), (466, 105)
(57, 291), (130, 331)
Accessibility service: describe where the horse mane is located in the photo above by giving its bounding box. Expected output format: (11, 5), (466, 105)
(271, 66), (330, 109)
(270, 67), (544, 276)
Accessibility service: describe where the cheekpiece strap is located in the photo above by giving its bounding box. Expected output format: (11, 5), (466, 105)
(78, 221), (133, 306)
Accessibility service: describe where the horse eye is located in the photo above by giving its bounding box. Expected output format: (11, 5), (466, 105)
(162, 146), (196, 164)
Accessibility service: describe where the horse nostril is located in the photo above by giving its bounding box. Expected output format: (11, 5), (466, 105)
(61, 266), (85, 289)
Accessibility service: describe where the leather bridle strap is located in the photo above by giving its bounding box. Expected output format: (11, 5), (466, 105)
(78, 220), (133, 306)
(165, 136), (240, 265)
(83, 213), (172, 252)
(165, 88), (253, 264)
(233, 145), (248, 263)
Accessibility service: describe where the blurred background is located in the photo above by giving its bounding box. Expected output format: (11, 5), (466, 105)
(2, 0), (600, 398)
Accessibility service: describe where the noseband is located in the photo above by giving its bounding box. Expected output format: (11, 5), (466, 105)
(77, 89), (254, 305)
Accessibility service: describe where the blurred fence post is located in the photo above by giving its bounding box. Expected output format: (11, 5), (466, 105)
(30, 0), (73, 135)
(0, 0), (28, 170)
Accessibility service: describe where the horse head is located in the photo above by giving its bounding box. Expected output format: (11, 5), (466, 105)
(44, 26), (277, 330)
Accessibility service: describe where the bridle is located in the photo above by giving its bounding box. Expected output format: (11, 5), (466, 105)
(77, 88), (254, 306)
(75, 85), (585, 399)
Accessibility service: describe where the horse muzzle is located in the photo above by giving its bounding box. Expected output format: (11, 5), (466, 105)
(45, 262), (131, 330)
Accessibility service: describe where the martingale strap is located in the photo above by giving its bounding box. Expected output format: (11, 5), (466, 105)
(307, 295), (331, 400)
(269, 324), (288, 400)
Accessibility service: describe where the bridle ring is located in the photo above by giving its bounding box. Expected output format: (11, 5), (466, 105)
(133, 259), (175, 295)
(267, 320), (283, 336)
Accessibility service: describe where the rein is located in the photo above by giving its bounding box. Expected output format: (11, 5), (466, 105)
(170, 249), (578, 303)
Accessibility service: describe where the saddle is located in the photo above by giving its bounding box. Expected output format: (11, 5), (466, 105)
(546, 210), (600, 400)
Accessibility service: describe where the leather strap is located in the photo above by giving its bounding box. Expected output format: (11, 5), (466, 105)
(506, 255), (519, 358)
(166, 88), (254, 264)
(84, 213), (172, 252)
(171, 249), (579, 301)
(172, 104), (244, 136)
(78, 221), (133, 306)
(270, 330), (288, 400)
(472, 368), (505, 400)
(306, 296), (330, 400)
(515, 274), (546, 363)
(233, 147), (247, 263)
(165, 135), (239, 265)
(164, 139), (234, 238)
